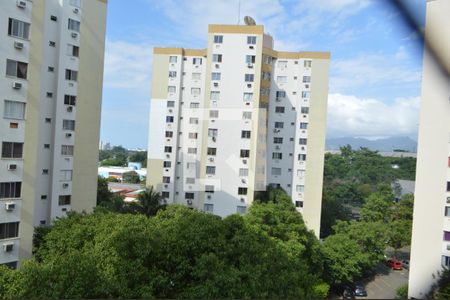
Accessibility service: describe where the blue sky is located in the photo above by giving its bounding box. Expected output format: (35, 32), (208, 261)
(101, 0), (426, 149)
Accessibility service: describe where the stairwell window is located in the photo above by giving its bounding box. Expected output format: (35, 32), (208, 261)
(244, 74), (254, 82)
(69, 0), (81, 7)
(246, 55), (256, 63)
(191, 88), (201, 96)
(240, 150), (250, 158)
(277, 76), (287, 83)
(299, 138), (307, 145)
(300, 123), (308, 129)
(65, 69), (78, 81)
(189, 117), (199, 124)
(243, 93), (253, 101)
(278, 60), (287, 68)
(247, 36), (256, 45)
(239, 168), (248, 177)
(169, 71), (177, 78)
(241, 131), (251, 139)
(206, 166), (216, 175)
(209, 110), (219, 119)
(61, 145), (74, 156)
(210, 91), (220, 101)
(204, 203), (214, 212)
(193, 58), (202, 65)
(303, 76), (311, 83)
(211, 72), (221, 81)
(168, 86), (176, 93)
(8, 18), (30, 40)
(191, 72), (200, 80)
(207, 148), (216, 156)
(166, 116), (174, 123)
(213, 35), (223, 43)
(4, 100), (25, 119)
(208, 129), (218, 138)
(169, 56), (177, 63)
(162, 176), (171, 183)
(6, 60), (28, 79)
(304, 60), (312, 68)
(301, 107), (309, 114)
(63, 120), (75, 131)
(165, 131), (173, 138)
(302, 91), (310, 98)
(164, 146), (172, 153)
(64, 95), (77, 106)
(68, 19), (80, 32)
(238, 187), (248, 195)
(58, 195), (71, 205)
(237, 206), (247, 214)
(242, 111), (252, 120)
(298, 154), (307, 161)
(212, 54), (222, 63)
(163, 161), (171, 168)
(205, 185), (215, 193)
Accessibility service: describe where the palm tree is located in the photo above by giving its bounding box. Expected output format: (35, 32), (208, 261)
(136, 186), (166, 217)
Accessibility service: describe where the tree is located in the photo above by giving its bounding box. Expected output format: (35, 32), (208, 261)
(96, 176), (125, 213)
(128, 151), (147, 167)
(360, 192), (392, 223)
(136, 187), (166, 217)
(320, 187), (350, 238)
(122, 171), (140, 184)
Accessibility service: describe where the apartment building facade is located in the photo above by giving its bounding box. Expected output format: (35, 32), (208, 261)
(147, 23), (329, 235)
(0, 0), (107, 268)
(409, 0), (450, 298)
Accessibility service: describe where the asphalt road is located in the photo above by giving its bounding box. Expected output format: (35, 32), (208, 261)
(358, 263), (409, 299)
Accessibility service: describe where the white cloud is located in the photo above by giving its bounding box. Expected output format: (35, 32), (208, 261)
(327, 93), (420, 138)
(104, 39), (153, 90)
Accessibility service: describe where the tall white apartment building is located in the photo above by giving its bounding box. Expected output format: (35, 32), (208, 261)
(147, 23), (329, 235)
(0, 0), (107, 268)
(409, 0), (450, 298)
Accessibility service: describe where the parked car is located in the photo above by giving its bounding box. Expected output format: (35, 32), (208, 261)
(354, 284), (368, 297)
(402, 259), (410, 269)
(386, 259), (403, 270)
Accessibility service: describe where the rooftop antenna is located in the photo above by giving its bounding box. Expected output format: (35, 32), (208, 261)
(237, 0), (240, 24)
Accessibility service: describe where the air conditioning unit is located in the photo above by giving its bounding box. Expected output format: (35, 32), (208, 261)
(247, 83), (252, 88)
(66, 133), (72, 138)
(249, 46), (254, 49)
(207, 195), (211, 200)
(241, 178), (246, 183)
(447, 244), (450, 251)
(3, 243), (14, 252)
(276, 97), (281, 102)
(215, 64), (219, 68)
(247, 63), (253, 68)
(67, 106), (73, 112)
(5, 203), (16, 211)
(14, 41), (24, 49)
(12, 82), (22, 89)
(62, 183), (69, 188)
(166, 154), (170, 158)
(208, 157), (214, 162)
(213, 82), (219, 87)
(240, 198), (245, 203)
(212, 136), (216, 142)
(187, 199), (193, 205)
(168, 109), (173, 113)
(273, 129), (280, 133)
(17, 0), (26, 8)
(275, 145), (280, 150)
(242, 159), (247, 164)
(73, 8), (79, 14)
(71, 32), (78, 38)
(7, 164), (17, 171)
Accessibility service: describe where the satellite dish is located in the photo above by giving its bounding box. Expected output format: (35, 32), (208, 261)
(244, 16), (256, 26)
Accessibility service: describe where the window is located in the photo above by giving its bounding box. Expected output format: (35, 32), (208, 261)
(210, 91), (220, 100)
(189, 73), (200, 80)
(295, 201), (303, 208)
(260, 88), (270, 96)
(4, 100), (25, 119)
(239, 168), (249, 177)
(60, 170), (73, 181)
(244, 74), (254, 82)
(64, 95), (76, 106)
(166, 116), (174, 123)
(299, 138), (307, 145)
(296, 185), (305, 193)
(163, 161), (171, 168)
(242, 111), (252, 120)
(278, 60), (287, 68)
(65, 69), (78, 81)
(238, 187), (248, 195)
(161, 192), (170, 198)
(189, 132), (198, 139)
(61, 145), (74, 156)
(276, 91), (286, 98)
(211, 72), (221, 81)
(49, 41), (56, 47)
(302, 91), (310, 98)
(206, 166), (216, 175)
(162, 176), (171, 183)
(272, 152), (282, 159)
(63, 120), (75, 131)
(304, 60), (312, 68)
(274, 137), (283, 144)
(169, 56), (177, 63)
(1, 142), (23, 159)
(193, 58), (202, 65)
(445, 207), (450, 217)
(68, 19), (80, 32)
(45, 118), (52, 123)
(46, 92), (53, 98)
(191, 88), (201, 96)
(303, 76), (311, 83)
(237, 206), (247, 214)
(8, 18), (30, 39)
(448, 182), (450, 192)
(168, 86), (176, 93)
(277, 76), (287, 83)
(204, 203), (214, 212)
(208, 129), (218, 138)
(246, 55), (256, 63)
(169, 71), (177, 78)
(243, 93), (253, 101)
(207, 148), (216, 156)
(240, 149), (250, 158)
(262, 72), (271, 81)
(6, 60), (28, 79)
(44, 144), (50, 149)
(213, 54), (223, 63)
(297, 170), (305, 177)
(164, 146), (172, 153)
(271, 167), (282, 175)
(188, 148), (197, 154)
(300, 123), (308, 129)
(58, 195), (71, 206)
(274, 122), (284, 129)
(205, 185), (215, 193)
(0, 222), (20, 240)
(301, 107), (309, 114)
(48, 66), (55, 72)
(275, 106), (285, 113)
(298, 154), (307, 161)
(69, 0), (81, 7)
(241, 131), (251, 139)
(167, 101), (175, 107)
(189, 117), (199, 124)
(213, 35), (223, 43)
(247, 36), (256, 45)
(190, 102), (200, 108)
(0, 182), (21, 199)
(209, 110), (219, 118)
(165, 131), (173, 138)
(186, 177), (195, 184)
(185, 192), (194, 200)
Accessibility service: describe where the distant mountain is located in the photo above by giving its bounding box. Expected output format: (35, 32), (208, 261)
(326, 136), (417, 153)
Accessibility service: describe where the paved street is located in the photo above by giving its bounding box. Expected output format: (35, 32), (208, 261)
(358, 264), (409, 299)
